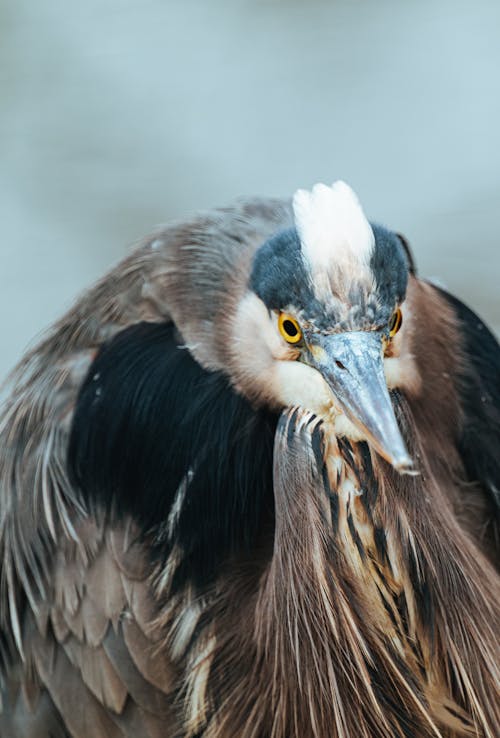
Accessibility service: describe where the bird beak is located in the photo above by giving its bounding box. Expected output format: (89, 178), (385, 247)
(305, 331), (412, 471)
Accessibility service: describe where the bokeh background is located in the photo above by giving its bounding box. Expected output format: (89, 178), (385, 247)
(1, 0), (499, 384)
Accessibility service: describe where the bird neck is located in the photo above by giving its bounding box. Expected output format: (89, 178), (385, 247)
(252, 431), (431, 737)
(247, 414), (498, 738)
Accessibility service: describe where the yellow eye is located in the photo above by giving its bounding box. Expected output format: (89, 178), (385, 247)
(389, 307), (403, 337)
(278, 313), (302, 344)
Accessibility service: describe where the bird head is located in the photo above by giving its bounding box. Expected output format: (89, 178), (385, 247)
(230, 181), (413, 471)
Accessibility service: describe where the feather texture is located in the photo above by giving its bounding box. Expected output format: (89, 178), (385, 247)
(0, 196), (498, 737)
(293, 181), (374, 272)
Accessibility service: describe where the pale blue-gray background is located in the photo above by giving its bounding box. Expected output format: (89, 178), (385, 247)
(1, 0), (499, 383)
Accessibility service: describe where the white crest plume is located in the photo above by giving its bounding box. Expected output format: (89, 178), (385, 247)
(292, 181), (375, 272)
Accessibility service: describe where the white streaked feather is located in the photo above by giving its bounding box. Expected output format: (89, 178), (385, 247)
(166, 467), (194, 541)
(170, 599), (203, 660)
(185, 633), (216, 732)
(293, 181), (374, 272)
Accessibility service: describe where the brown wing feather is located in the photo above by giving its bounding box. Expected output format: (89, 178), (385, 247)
(0, 198), (290, 737)
(1, 516), (182, 737)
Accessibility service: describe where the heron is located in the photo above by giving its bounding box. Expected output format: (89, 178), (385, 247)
(0, 181), (498, 738)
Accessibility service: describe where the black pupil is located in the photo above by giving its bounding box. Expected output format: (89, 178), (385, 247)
(283, 319), (298, 337)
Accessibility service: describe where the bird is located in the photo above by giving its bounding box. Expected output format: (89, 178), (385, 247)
(0, 180), (498, 738)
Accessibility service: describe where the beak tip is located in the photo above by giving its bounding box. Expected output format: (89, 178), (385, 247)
(391, 453), (414, 473)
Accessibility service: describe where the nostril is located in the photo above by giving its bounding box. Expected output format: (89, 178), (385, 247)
(335, 360), (347, 370)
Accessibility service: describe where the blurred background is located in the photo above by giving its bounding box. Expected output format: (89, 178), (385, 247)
(1, 0), (499, 384)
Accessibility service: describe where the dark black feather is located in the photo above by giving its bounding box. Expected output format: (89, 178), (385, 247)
(395, 233), (417, 276)
(435, 286), (500, 550)
(370, 224), (409, 307)
(249, 227), (320, 312)
(68, 321), (278, 589)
